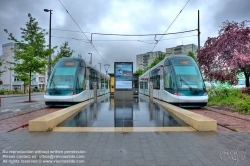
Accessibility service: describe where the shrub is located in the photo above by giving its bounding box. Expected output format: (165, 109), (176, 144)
(207, 86), (250, 114)
(234, 100), (250, 114)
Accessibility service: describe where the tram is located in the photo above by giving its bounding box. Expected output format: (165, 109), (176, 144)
(139, 55), (208, 107)
(44, 57), (109, 106)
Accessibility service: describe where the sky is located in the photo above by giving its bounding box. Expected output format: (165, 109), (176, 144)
(0, 0), (250, 74)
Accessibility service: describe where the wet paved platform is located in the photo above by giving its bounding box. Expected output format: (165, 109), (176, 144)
(58, 97), (187, 128)
(0, 132), (250, 166)
(0, 95), (250, 165)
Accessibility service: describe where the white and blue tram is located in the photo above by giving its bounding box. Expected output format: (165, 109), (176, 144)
(139, 55), (208, 107)
(44, 57), (109, 106)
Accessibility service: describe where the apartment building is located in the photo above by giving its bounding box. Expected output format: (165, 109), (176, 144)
(136, 51), (164, 70)
(166, 44), (198, 56)
(0, 42), (47, 90)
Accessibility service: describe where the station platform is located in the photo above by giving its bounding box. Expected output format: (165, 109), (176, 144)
(0, 94), (250, 166)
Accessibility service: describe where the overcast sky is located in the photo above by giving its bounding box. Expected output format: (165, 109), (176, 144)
(1, 0), (250, 73)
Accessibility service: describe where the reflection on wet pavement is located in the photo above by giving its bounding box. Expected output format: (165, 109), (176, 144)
(58, 96), (187, 127)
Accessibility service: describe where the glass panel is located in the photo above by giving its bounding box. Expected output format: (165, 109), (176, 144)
(150, 69), (160, 89)
(48, 67), (77, 89)
(164, 66), (174, 89)
(76, 67), (85, 90)
(173, 65), (204, 89)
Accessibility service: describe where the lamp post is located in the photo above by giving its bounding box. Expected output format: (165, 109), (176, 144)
(98, 63), (101, 71)
(44, 9), (52, 80)
(88, 53), (92, 64)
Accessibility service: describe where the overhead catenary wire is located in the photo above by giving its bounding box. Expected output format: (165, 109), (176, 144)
(51, 35), (197, 44)
(52, 28), (197, 43)
(58, 0), (108, 64)
(52, 28), (197, 37)
(52, 28), (91, 34)
(51, 36), (90, 43)
(151, 0), (191, 51)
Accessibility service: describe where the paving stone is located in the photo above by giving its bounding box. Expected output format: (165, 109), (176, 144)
(112, 158), (123, 166)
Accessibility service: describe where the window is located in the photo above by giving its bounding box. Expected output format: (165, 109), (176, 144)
(48, 66), (77, 89)
(89, 68), (99, 89)
(14, 77), (20, 81)
(173, 65), (204, 89)
(144, 82), (148, 89)
(150, 69), (160, 89)
(164, 66), (174, 89)
(76, 66), (86, 90)
(140, 82), (143, 89)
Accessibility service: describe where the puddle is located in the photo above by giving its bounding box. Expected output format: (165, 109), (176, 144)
(58, 96), (188, 127)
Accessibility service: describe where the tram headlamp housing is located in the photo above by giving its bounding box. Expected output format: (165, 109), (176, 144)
(173, 92), (185, 96)
(65, 92), (77, 96)
(203, 92), (208, 96)
(65, 92), (73, 96)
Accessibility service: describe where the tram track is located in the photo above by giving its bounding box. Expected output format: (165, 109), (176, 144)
(204, 106), (250, 122)
(187, 107), (250, 132)
(0, 106), (48, 121)
(0, 107), (62, 132)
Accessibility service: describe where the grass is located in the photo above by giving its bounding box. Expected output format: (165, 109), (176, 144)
(207, 86), (250, 114)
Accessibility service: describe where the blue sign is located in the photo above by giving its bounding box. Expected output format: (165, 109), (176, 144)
(114, 62), (133, 90)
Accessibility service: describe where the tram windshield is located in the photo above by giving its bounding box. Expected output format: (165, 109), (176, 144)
(172, 59), (204, 89)
(47, 61), (79, 89)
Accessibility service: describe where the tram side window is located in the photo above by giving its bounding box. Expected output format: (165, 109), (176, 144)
(105, 79), (109, 89)
(164, 66), (173, 89)
(144, 82), (148, 89)
(76, 67), (86, 90)
(89, 69), (99, 89)
(150, 69), (160, 89)
(140, 82), (143, 89)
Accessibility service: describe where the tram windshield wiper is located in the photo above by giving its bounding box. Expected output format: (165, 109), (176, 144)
(179, 74), (197, 92)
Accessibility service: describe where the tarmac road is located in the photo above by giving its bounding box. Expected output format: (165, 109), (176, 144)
(0, 92), (47, 115)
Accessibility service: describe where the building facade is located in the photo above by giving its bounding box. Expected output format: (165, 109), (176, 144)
(136, 51), (164, 70)
(166, 44), (198, 56)
(0, 42), (47, 91)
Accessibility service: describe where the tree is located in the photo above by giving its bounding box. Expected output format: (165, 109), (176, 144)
(197, 20), (250, 87)
(134, 69), (144, 76)
(52, 41), (74, 66)
(4, 13), (53, 101)
(0, 57), (6, 80)
(15, 72), (30, 94)
(187, 51), (197, 62)
(134, 53), (166, 76)
(145, 53), (166, 72)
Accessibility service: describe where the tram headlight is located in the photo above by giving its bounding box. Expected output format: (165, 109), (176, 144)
(203, 92), (208, 96)
(178, 92), (185, 96)
(173, 92), (185, 96)
(65, 92), (77, 96)
(65, 92), (73, 96)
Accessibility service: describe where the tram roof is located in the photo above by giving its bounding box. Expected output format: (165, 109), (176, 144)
(59, 57), (110, 78)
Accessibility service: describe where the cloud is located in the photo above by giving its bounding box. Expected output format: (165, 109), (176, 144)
(1, 0), (249, 73)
